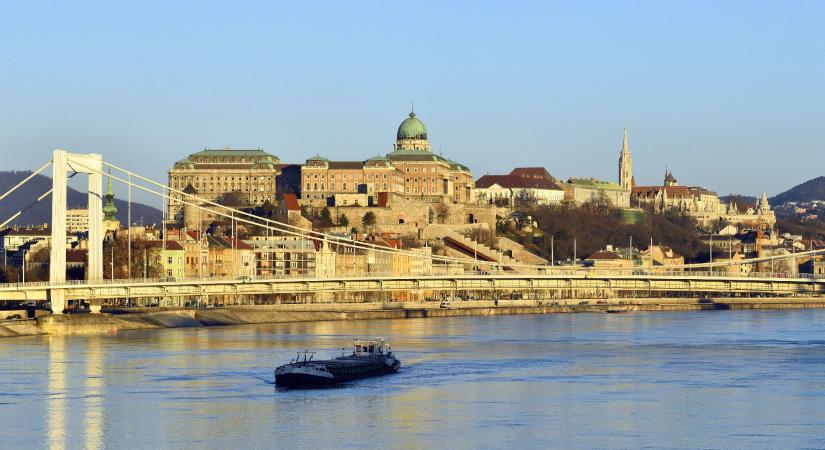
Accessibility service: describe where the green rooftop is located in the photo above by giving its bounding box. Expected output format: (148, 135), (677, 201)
(566, 178), (624, 191)
(191, 147), (274, 157)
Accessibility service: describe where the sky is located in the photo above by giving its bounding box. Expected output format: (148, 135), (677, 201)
(0, 1), (823, 205)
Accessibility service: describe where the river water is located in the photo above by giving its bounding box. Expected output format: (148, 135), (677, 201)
(2, 309), (825, 449)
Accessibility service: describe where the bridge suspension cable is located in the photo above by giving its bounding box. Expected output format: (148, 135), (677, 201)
(99, 160), (522, 268)
(0, 188), (53, 229)
(78, 159), (529, 269)
(67, 157), (824, 273)
(0, 161), (54, 229)
(0, 161), (51, 203)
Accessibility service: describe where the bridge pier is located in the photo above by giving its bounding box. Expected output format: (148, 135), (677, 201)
(49, 290), (67, 315)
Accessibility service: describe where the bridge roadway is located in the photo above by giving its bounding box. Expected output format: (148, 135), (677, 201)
(1, 272), (823, 302)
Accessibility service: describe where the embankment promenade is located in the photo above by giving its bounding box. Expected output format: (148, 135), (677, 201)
(2, 296), (825, 338)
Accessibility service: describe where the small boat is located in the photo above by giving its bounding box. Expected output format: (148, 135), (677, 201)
(275, 339), (401, 387)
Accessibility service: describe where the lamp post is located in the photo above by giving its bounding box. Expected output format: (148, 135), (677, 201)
(22, 248), (26, 283)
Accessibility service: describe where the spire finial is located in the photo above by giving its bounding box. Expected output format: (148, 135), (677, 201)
(622, 127), (629, 152)
(106, 167), (113, 195)
(410, 101), (415, 118)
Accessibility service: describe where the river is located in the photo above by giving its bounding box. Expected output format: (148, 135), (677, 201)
(2, 309), (825, 449)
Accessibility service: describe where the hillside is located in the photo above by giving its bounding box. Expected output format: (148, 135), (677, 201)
(719, 194), (757, 210)
(0, 171), (162, 227)
(770, 176), (825, 205)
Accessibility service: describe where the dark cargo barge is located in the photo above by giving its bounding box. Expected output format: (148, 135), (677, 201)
(275, 339), (400, 387)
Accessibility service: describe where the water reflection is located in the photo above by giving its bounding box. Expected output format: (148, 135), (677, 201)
(84, 337), (103, 450)
(47, 336), (66, 450)
(7, 311), (825, 448)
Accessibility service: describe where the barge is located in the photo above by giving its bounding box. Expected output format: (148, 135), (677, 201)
(275, 339), (400, 387)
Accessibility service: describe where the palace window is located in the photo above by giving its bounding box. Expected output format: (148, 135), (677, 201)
(306, 183), (310, 190)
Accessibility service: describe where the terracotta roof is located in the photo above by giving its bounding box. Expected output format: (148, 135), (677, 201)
(509, 167), (553, 180)
(632, 185), (693, 198)
(207, 236), (252, 250)
(476, 174), (564, 190)
(328, 161), (367, 170)
(145, 240), (184, 251)
(282, 193), (300, 211)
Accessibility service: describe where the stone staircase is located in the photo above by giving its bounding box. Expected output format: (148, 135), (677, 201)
(442, 232), (523, 271)
(496, 236), (548, 265)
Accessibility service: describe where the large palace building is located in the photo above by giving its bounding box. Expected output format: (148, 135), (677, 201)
(301, 110), (474, 206)
(167, 148), (281, 220)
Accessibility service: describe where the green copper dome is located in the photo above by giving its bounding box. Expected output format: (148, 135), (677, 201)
(397, 111), (427, 140)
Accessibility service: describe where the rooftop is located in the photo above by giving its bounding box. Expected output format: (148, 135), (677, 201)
(567, 178), (624, 191)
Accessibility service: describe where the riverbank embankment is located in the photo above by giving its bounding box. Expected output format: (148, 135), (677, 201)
(2, 296), (825, 338)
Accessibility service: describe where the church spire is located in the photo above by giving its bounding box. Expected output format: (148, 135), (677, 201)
(618, 128), (633, 191)
(622, 128), (629, 153)
(103, 168), (118, 222)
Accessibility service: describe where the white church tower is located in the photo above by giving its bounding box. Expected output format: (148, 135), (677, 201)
(618, 128), (633, 191)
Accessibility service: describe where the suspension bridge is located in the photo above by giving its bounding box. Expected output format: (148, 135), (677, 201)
(1, 150), (823, 313)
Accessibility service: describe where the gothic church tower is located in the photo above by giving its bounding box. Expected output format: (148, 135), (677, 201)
(618, 128), (633, 191)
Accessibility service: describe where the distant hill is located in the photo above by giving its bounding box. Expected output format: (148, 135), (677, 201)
(720, 194), (757, 207)
(770, 176), (825, 205)
(0, 170), (162, 227)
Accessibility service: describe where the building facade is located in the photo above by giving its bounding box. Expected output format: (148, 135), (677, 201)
(300, 156), (405, 207)
(475, 167), (565, 206)
(66, 209), (89, 233)
(300, 110), (475, 207)
(632, 172), (776, 229)
(565, 178), (631, 207)
(168, 148), (282, 220)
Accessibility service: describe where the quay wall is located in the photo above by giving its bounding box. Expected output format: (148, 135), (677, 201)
(3, 296), (824, 338)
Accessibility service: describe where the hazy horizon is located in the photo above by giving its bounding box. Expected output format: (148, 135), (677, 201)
(1, 1), (823, 204)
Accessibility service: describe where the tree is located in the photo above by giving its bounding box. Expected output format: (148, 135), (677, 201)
(514, 190), (538, 209)
(338, 213), (349, 228)
(319, 207), (334, 228)
(362, 211), (377, 229)
(435, 203), (450, 224)
(216, 191), (246, 207)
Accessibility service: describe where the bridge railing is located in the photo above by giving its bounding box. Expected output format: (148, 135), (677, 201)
(1, 267), (823, 290)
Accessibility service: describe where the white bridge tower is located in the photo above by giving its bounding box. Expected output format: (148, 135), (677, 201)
(49, 150), (104, 314)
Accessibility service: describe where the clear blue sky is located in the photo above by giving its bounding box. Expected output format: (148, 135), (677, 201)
(1, 1), (823, 205)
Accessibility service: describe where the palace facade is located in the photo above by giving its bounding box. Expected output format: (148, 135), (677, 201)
(300, 110), (475, 207)
(167, 148), (281, 220)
